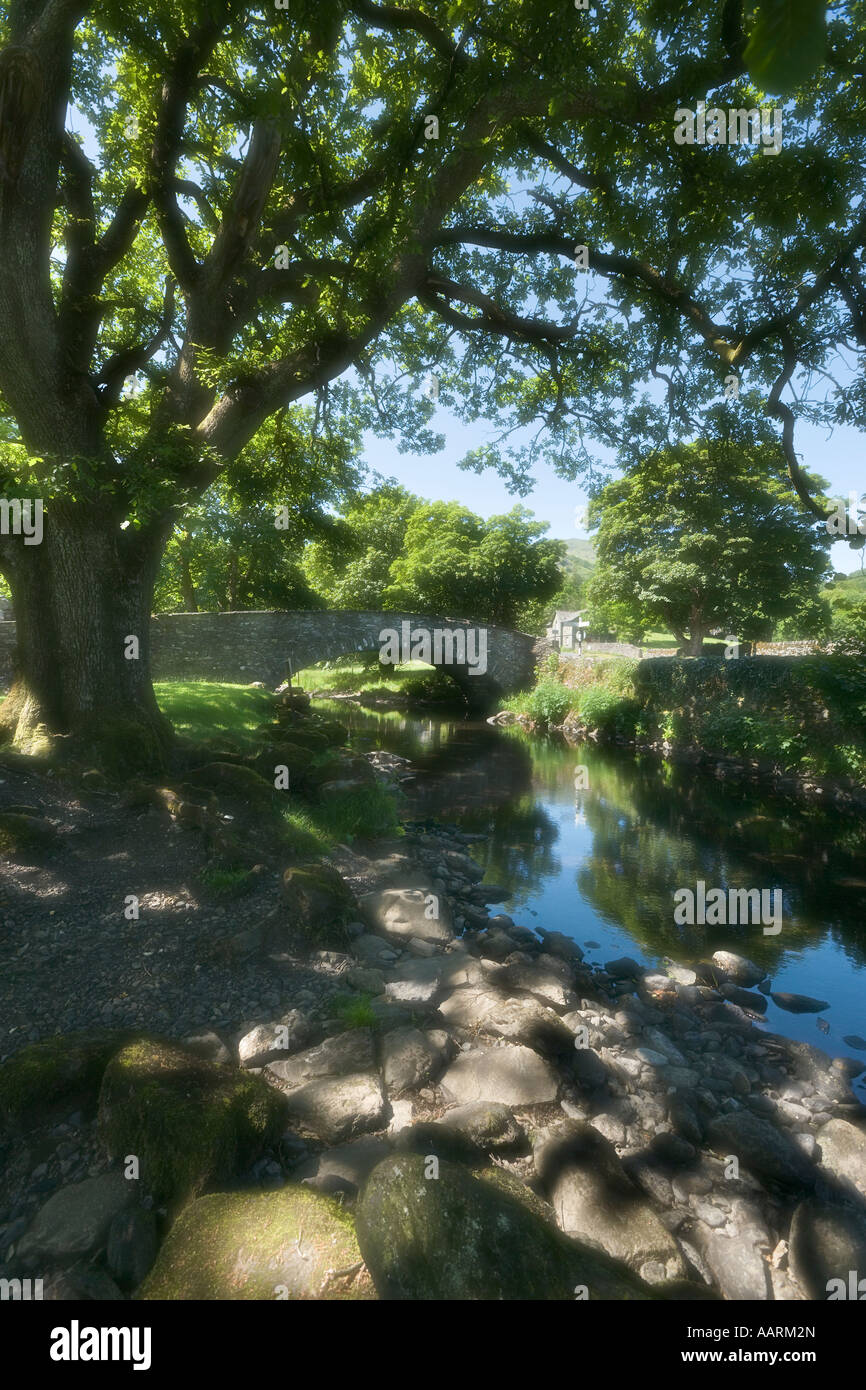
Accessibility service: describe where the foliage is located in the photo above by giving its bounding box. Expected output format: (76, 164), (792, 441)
(305, 490), (564, 627)
(588, 436), (833, 651)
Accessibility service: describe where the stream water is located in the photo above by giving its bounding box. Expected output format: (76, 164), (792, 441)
(314, 698), (866, 1098)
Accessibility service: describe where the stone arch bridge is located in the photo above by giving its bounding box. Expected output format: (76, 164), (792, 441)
(148, 611), (540, 705)
(146, 611), (539, 706)
(0, 611), (540, 705)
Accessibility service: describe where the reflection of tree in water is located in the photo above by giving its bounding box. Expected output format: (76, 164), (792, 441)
(460, 794), (562, 901)
(575, 753), (866, 973)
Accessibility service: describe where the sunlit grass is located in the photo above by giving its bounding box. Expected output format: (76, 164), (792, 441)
(155, 680), (274, 746)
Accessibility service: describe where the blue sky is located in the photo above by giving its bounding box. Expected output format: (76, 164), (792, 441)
(365, 412), (866, 575)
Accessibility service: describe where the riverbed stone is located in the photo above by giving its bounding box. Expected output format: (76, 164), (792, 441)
(696, 1227), (771, 1300)
(238, 1012), (311, 1068)
(266, 1030), (374, 1089)
(381, 1027), (443, 1096)
(816, 1117), (866, 1194)
(15, 1173), (133, 1267)
(140, 1187), (375, 1300)
(280, 1073), (387, 1144)
(439, 1044), (559, 1107)
(358, 887), (453, 945)
(533, 1121), (687, 1282)
(711, 951), (766, 987)
(788, 1198), (866, 1299)
(705, 1111), (816, 1189)
(294, 1136), (391, 1197)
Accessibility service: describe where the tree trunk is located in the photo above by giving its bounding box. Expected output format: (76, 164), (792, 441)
(179, 537), (198, 612)
(0, 501), (173, 773)
(686, 606), (705, 656)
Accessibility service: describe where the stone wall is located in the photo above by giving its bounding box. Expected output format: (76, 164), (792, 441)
(0, 611), (539, 704)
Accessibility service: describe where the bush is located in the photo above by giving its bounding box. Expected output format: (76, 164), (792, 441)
(525, 679), (575, 726)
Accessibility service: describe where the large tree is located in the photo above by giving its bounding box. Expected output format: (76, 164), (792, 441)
(588, 436), (833, 653)
(0, 0), (864, 765)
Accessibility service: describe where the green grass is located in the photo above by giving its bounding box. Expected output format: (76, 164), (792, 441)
(198, 864), (254, 897)
(155, 680), (274, 747)
(282, 781), (401, 848)
(333, 993), (379, 1029)
(296, 659), (441, 697)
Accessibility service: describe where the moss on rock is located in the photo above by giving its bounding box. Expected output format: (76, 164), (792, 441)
(280, 862), (357, 947)
(356, 1154), (670, 1300)
(98, 1039), (286, 1206)
(140, 1186), (375, 1300)
(182, 761), (276, 807)
(0, 1030), (135, 1132)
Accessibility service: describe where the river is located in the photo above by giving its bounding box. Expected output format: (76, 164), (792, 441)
(314, 697), (866, 1099)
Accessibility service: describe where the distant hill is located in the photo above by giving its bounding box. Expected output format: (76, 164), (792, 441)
(557, 537), (596, 581)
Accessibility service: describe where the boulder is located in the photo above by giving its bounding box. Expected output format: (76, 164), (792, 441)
(281, 864), (358, 948)
(771, 992), (831, 1014)
(534, 1122), (687, 1284)
(439, 1045), (559, 1107)
(816, 1117), (866, 1194)
(294, 1136), (391, 1198)
(140, 1187), (374, 1300)
(696, 1227), (771, 1301)
(789, 1199), (866, 1300)
(705, 1111), (816, 1189)
(358, 887), (453, 946)
(106, 1207), (159, 1290)
(0, 1030), (134, 1132)
(280, 1073), (387, 1144)
(238, 1013), (311, 1068)
(98, 1039), (286, 1206)
(711, 951), (766, 987)
(267, 1030), (375, 1089)
(15, 1173), (133, 1266)
(381, 1028), (443, 1096)
(355, 1154), (661, 1300)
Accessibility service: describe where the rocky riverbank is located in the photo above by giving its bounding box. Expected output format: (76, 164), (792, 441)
(2, 810), (865, 1300)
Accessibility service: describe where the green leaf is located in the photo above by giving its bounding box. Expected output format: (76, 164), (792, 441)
(744, 0), (827, 94)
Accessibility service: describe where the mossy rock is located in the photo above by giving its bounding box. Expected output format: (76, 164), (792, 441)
(247, 741), (316, 784)
(0, 811), (58, 857)
(98, 1039), (287, 1206)
(305, 750), (376, 790)
(280, 862), (358, 947)
(270, 726), (330, 752)
(139, 1187), (375, 1300)
(310, 718), (349, 746)
(182, 761), (276, 807)
(356, 1154), (671, 1300)
(0, 1031), (135, 1132)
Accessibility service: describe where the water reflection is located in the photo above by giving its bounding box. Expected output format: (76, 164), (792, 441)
(314, 699), (866, 1076)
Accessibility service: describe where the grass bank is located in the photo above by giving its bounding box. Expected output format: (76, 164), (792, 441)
(156, 679), (401, 850)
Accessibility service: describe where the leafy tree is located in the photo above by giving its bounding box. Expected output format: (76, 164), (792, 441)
(588, 437), (833, 653)
(385, 502), (564, 626)
(301, 484), (422, 609)
(155, 415), (361, 611)
(1, 0), (865, 765)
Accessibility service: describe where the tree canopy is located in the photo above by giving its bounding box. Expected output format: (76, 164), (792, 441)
(1, 0), (864, 760)
(588, 434), (833, 651)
